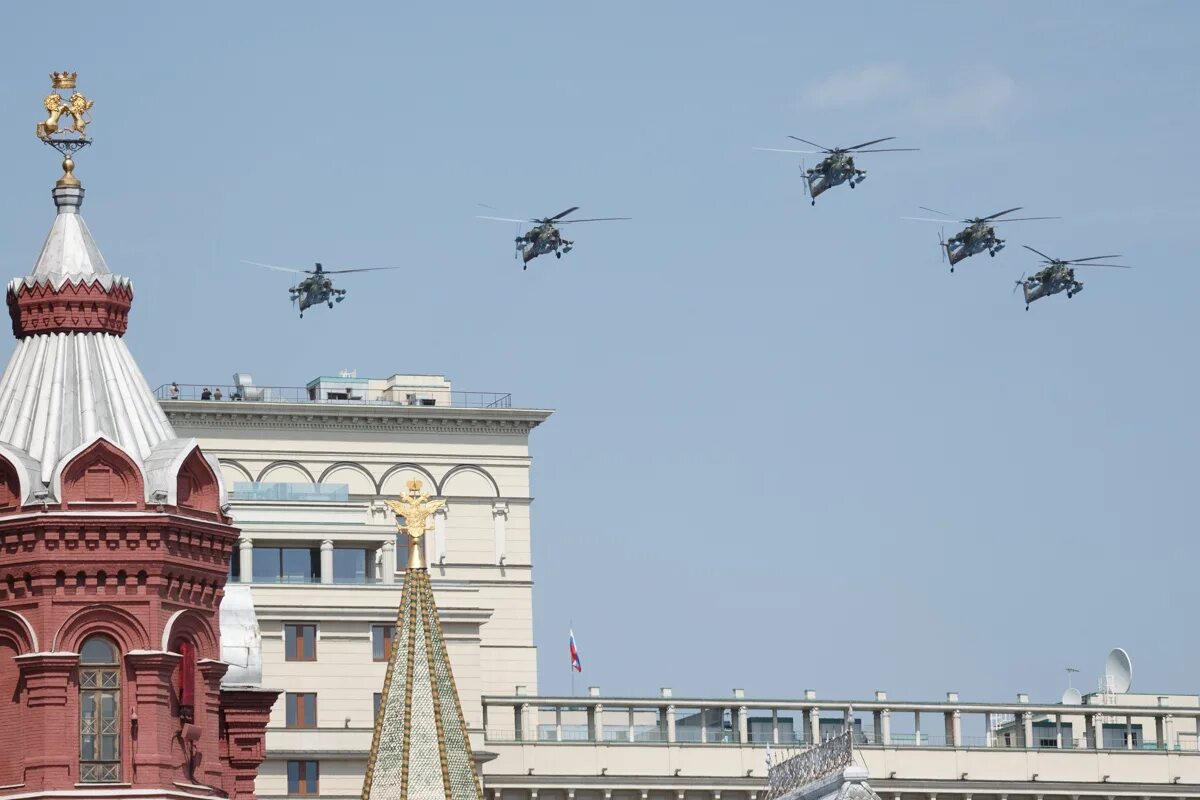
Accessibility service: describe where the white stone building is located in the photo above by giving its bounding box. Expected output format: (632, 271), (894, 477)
(160, 379), (1200, 800)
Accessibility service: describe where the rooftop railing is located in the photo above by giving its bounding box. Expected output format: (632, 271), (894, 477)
(154, 383), (513, 409)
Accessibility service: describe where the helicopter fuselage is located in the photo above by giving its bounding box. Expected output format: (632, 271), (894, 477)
(290, 274), (347, 316)
(805, 153), (866, 202)
(516, 223), (573, 267)
(1019, 265), (1082, 308)
(945, 221), (1005, 266)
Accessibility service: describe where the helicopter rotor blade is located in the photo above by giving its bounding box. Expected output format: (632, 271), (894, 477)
(548, 207), (581, 222)
(754, 147), (822, 154)
(1013, 274), (1026, 294)
(918, 206), (955, 218)
(992, 216), (1061, 222)
(477, 215), (533, 224)
(845, 136), (897, 151)
(320, 266), (406, 274)
(241, 259), (307, 274)
(850, 148), (920, 153)
(787, 136), (832, 151)
(555, 217), (632, 224)
(980, 207), (1024, 221)
(1064, 254), (1123, 263)
(902, 216), (959, 223)
(1022, 245), (1057, 261)
(1068, 263), (1133, 269)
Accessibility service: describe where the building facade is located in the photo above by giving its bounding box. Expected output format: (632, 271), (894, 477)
(0, 171), (276, 795)
(161, 377), (551, 797)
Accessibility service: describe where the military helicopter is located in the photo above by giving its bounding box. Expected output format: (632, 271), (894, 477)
(477, 207), (631, 268)
(241, 261), (403, 317)
(755, 136), (917, 204)
(1014, 246), (1132, 310)
(902, 206), (1060, 271)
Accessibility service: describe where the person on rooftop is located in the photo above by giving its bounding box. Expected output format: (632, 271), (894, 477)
(213, 387), (223, 401)
(169, 382), (180, 400)
(201, 387), (212, 400)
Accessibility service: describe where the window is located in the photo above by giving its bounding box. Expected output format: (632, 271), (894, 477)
(374, 692), (383, 722)
(79, 636), (121, 783)
(284, 624), (317, 661)
(333, 548), (371, 584)
(287, 760), (319, 796)
(286, 693), (317, 729)
(1103, 723), (1143, 749)
(229, 550), (241, 581)
(371, 625), (394, 662)
(252, 547), (319, 584)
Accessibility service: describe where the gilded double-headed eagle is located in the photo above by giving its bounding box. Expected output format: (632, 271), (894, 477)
(37, 90), (93, 139)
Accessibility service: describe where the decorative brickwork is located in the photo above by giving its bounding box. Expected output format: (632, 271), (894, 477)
(7, 278), (133, 338)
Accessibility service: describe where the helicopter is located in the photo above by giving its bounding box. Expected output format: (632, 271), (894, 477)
(477, 207), (631, 268)
(1014, 246), (1132, 310)
(241, 260), (403, 317)
(755, 136), (917, 204)
(902, 206), (1060, 271)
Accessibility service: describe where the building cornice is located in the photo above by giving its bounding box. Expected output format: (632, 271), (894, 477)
(161, 400), (552, 435)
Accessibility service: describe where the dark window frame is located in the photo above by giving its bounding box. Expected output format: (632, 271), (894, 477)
(371, 624), (394, 662)
(287, 760), (320, 796)
(285, 692), (318, 729)
(79, 635), (122, 784)
(284, 623), (317, 662)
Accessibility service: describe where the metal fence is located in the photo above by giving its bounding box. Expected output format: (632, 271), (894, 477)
(155, 383), (512, 408)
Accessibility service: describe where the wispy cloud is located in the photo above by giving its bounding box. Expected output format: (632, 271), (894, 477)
(801, 64), (914, 110)
(800, 64), (1025, 128)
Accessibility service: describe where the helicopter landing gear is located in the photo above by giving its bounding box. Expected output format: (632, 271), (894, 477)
(849, 181), (855, 188)
(989, 250), (995, 257)
(555, 251), (561, 259)
(811, 199), (816, 206)
(950, 266), (955, 274)
(1067, 291), (1073, 299)
(328, 301), (334, 308)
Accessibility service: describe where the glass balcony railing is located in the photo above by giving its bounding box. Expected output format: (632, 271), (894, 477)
(232, 482), (349, 502)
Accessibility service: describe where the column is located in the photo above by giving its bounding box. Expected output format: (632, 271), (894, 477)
(808, 707), (820, 744)
(1155, 715), (1165, 750)
(1022, 711), (1034, 749)
(520, 702), (533, 741)
(493, 501), (509, 565)
(914, 711), (921, 746)
(666, 704), (677, 743)
(590, 703), (603, 742)
(628, 707), (636, 743)
(880, 708), (892, 745)
(15, 653), (78, 789)
(772, 708), (781, 745)
(197, 659), (231, 789)
(381, 538), (396, 583)
(555, 706), (563, 742)
(221, 687), (282, 800)
(950, 710), (962, 747)
(238, 536), (253, 583)
(738, 705), (748, 743)
(433, 506), (448, 564)
(1164, 714), (1175, 750)
(320, 539), (334, 584)
(984, 712), (992, 747)
(1126, 716), (1134, 750)
(1056, 714), (1063, 749)
(125, 650), (184, 785)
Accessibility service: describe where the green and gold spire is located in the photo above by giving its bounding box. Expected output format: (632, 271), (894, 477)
(362, 481), (484, 800)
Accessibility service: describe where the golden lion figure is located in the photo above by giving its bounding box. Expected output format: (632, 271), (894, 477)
(36, 91), (93, 138)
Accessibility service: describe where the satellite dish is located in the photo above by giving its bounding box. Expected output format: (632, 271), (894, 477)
(1061, 687), (1082, 705)
(1105, 648), (1133, 693)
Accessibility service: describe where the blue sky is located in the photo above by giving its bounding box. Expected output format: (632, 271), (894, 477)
(1, 2), (1197, 704)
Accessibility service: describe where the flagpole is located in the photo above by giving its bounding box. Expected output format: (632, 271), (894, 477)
(569, 619), (576, 697)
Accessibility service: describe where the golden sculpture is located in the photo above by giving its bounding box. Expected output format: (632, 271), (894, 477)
(35, 72), (95, 188)
(37, 88), (93, 139)
(385, 480), (446, 570)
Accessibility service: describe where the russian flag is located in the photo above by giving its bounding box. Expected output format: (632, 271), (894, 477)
(569, 629), (582, 672)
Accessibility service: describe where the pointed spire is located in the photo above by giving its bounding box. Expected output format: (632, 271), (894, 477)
(363, 491), (483, 800)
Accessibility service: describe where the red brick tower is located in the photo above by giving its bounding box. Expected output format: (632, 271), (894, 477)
(0, 73), (277, 800)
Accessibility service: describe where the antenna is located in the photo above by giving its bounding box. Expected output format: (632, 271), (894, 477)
(1105, 648), (1133, 694)
(1066, 666), (1080, 688)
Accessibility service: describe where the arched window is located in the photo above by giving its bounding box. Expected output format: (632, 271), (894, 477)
(79, 635), (121, 783)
